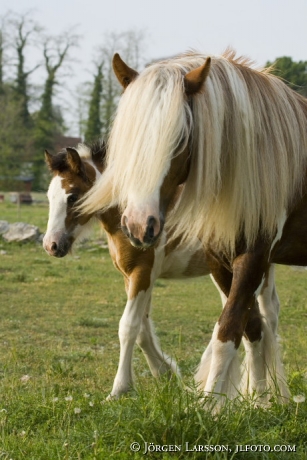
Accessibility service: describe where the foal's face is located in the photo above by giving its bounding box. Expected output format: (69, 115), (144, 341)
(43, 150), (97, 257)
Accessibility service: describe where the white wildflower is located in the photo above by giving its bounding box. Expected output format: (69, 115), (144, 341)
(74, 407), (81, 414)
(293, 394), (305, 403)
(65, 395), (73, 402)
(20, 375), (30, 383)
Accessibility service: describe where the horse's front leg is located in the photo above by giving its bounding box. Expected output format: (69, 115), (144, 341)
(201, 248), (270, 402)
(108, 271), (152, 399)
(195, 261), (242, 399)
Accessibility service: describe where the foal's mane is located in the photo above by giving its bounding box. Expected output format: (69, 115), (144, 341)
(81, 50), (307, 253)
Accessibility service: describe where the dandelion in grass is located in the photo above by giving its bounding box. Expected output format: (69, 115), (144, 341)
(293, 394), (305, 403)
(65, 395), (73, 402)
(89, 401), (94, 407)
(84, 393), (90, 398)
(293, 394), (305, 417)
(74, 407), (81, 414)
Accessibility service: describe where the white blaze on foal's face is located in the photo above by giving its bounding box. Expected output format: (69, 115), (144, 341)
(43, 173), (90, 257)
(43, 175), (69, 255)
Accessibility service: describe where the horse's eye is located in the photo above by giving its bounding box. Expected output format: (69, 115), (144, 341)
(67, 194), (78, 204)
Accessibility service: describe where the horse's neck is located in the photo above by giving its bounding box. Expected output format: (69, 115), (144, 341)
(85, 155), (120, 236)
(97, 207), (121, 235)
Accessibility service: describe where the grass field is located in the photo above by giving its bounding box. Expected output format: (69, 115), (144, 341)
(0, 198), (307, 458)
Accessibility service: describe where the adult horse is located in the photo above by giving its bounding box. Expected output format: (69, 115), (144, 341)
(79, 50), (307, 402)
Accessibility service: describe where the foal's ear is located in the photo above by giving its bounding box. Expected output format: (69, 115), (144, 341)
(45, 150), (53, 171)
(113, 53), (139, 88)
(66, 147), (83, 174)
(184, 57), (211, 96)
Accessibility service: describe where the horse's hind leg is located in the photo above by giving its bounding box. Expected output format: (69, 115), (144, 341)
(241, 299), (267, 398)
(136, 296), (180, 378)
(241, 265), (290, 402)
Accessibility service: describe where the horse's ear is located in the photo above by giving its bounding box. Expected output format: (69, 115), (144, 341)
(66, 147), (83, 174)
(113, 53), (139, 88)
(184, 57), (211, 96)
(45, 150), (53, 171)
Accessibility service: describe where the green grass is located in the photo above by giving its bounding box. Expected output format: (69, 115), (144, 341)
(0, 202), (307, 458)
(0, 192), (49, 233)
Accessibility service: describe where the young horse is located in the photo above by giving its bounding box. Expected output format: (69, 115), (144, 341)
(44, 142), (288, 402)
(79, 50), (307, 403)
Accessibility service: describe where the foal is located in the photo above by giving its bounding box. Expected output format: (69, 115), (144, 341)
(43, 142), (288, 401)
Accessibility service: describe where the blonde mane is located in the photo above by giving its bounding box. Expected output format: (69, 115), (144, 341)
(81, 50), (307, 253)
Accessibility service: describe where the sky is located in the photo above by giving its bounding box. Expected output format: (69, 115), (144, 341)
(2, 0), (307, 135)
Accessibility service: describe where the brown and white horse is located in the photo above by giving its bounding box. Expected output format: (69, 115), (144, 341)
(44, 142), (288, 402)
(79, 50), (307, 403)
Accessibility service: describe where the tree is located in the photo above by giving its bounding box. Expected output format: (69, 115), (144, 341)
(84, 62), (103, 142)
(10, 12), (41, 128)
(98, 30), (146, 137)
(0, 86), (34, 190)
(33, 32), (79, 189)
(77, 30), (146, 143)
(0, 29), (4, 95)
(0, 12), (37, 189)
(266, 56), (307, 97)
(0, 14), (10, 95)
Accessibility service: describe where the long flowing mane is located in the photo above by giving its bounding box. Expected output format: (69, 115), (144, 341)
(81, 50), (307, 253)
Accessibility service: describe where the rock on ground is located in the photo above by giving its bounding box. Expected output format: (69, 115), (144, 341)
(0, 220), (10, 235)
(2, 222), (41, 243)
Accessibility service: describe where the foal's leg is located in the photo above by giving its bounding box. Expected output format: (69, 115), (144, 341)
(108, 267), (179, 399)
(242, 265), (290, 401)
(136, 297), (180, 378)
(108, 273), (153, 399)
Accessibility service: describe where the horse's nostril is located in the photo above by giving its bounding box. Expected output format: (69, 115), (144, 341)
(147, 218), (155, 238)
(146, 216), (157, 240)
(121, 215), (128, 228)
(51, 242), (57, 252)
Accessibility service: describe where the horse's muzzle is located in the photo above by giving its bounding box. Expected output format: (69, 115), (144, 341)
(121, 215), (164, 249)
(43, 234), (72, 257)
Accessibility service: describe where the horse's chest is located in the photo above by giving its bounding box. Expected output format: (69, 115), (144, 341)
(159, 247), (210, 279)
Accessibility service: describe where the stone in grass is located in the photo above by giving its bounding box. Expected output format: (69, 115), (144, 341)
(0, 220), (9, 235)
(2, 222), (40, 243)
